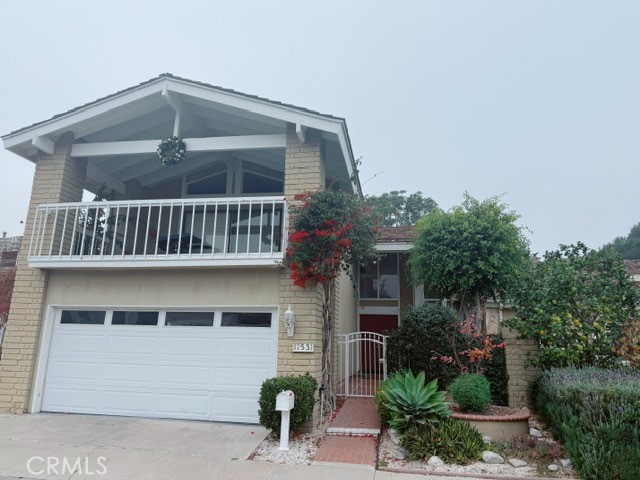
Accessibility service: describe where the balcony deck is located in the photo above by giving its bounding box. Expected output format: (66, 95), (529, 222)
(28, 196), (287, 268)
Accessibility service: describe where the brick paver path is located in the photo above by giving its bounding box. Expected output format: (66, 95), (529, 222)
(314, 435), (378, 466)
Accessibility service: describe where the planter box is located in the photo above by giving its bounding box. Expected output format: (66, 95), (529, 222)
(452, 410), (530, 441)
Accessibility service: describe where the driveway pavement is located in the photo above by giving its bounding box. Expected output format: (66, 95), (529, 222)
(0, 413), (483, 480)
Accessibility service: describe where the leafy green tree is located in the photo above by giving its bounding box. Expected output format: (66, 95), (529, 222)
(602, 222), (640, 259)
(505, 242), (639, 369)
(366, 190), (437, 227)
(409, 193), (530, 333)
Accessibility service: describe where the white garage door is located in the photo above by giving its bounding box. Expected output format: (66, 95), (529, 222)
(42, 308), (278, 423)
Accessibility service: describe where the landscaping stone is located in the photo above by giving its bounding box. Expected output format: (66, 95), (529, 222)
(560, 458), (573, 468)
(508, 459), (528, 468)
(394, 447), (410, 460)
(408, 460), (423, 469)
(548, 464), (559, 472)
(427, 456), (445, 467)
(482, 451), (504, 464)
(529, 428), (543, 438)
(388, 429), (401, 446)
(482, 435), (492, 444)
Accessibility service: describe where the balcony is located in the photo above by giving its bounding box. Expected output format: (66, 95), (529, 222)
(28, 196), (287, 268)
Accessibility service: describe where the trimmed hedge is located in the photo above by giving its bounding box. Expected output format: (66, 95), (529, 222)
(258, 373), (317, 434)
(450, 373), (492, 413)
(535, 367), (640, 480)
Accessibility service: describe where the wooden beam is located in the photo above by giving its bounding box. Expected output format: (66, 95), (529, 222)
(162, 86), (204, 136)
(86, 163), (126, 194)
(295, 119), (307, 143)
(71, 134), (286, 158)
(31, 136), (55, 155)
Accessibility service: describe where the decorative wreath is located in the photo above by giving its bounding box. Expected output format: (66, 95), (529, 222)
(157, 136), (188, 166)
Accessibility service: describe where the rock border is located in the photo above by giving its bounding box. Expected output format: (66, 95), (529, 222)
(379, 466), (565, 480)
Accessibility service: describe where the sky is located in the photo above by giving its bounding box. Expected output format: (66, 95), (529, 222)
(1, 1), (638, 255)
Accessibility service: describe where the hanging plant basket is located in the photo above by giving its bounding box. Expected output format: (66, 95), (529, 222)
(157, 136), (188, 166)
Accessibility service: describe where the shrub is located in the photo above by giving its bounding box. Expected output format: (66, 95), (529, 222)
(535, 367), (640, 480)
(387, 304), (509, 404)
(387, 304), (461, 387)
(374, 378), (393, 425)
(450, 373), (492, 413)
(383, 370), (450, 432)
(401, 417), (484, 464)
(258, 373), (318, 434)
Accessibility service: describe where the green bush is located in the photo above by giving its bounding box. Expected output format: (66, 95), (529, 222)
(258, 373), (317, 434)
(450, 373), (492, 413)
(535, 367), (640, 480)
(387, 304), (461, 387)
(386, 305), (509, 405)
(374, 378), (393, 425)
(383, 370), (450, 432)
(401, 417), (484, 464)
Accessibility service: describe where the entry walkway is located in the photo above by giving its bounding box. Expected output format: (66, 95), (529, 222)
(314, 397), (381, 466)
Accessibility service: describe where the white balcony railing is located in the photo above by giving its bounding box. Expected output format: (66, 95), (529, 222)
(28, 196), (288, 268)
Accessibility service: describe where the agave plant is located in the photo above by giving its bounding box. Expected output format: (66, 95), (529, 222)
(383, 370), (450, 432)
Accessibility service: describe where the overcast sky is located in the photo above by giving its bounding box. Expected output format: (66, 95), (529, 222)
(1, 1), (638, 254)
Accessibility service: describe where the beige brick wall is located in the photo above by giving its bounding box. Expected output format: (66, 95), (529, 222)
(0, 133), (86, 413)
(501, 325), (541, 408)
(278, 124), (326, 428)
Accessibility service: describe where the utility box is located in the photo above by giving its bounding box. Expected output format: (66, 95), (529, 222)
(275, 390), (295, 411)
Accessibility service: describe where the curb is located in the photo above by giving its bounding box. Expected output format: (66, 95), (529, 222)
(379, 466), (568, 480)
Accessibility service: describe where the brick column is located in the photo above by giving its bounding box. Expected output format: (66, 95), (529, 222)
(0, 133), (86, 413)
(501, 326), (541, 408)
(278, 124), (326, 428)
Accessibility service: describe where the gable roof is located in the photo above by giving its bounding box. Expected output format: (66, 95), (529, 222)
(378, 226), (417, 244)
(3, 73), (345, 138)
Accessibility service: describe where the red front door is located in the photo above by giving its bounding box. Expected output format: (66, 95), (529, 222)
(358, 314), (398, 373)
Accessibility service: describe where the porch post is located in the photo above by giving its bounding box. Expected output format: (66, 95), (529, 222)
(0, 133), (87, 413)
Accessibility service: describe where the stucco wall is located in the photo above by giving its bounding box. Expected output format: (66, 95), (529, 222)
(45, 268), (281, 307)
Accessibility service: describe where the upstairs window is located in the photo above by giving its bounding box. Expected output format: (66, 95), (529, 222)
(359, 253), (399, 299)
(186, 171), (227, 196)
(242, 171), (283, 194)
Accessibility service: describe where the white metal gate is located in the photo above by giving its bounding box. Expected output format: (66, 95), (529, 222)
(337, 331), (387, 397)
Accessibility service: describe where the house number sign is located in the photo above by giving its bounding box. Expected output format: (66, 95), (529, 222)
(293, 343), (315, 353)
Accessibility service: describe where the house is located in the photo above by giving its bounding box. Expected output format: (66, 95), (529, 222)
(624, 260), (640, 286)
(0, 74), (370, 424)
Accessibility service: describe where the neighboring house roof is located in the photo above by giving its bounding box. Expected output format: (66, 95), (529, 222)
(624, 259), (640, 276)
(376, 226), (416, 252)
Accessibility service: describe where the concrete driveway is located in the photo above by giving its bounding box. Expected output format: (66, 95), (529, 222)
(0, 413), (274, 480)
(0, 413), (488, 480)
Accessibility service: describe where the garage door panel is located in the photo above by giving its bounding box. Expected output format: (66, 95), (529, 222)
(159, 337), (214, 356)
(102, 363), (155, 383)
(217, 337), (273, 358)
(156, 393), (210, 417)
(46, 360), (101, 382)
(212, 396), (260, 423)
(43, 386), (98, 412)
(100, 390), (153, 412)
(214, 366), (273, 387)
(157, 365), (212, 386)
(106, 335), (157, 355)
(51, 333), (106, 355)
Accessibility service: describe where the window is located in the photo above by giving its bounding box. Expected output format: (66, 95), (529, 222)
(359, 253), (399, 299)
(221, 312), (272, 328)
(112, 311), (159, 326)
(242, 171), (283, 194)
(186, 171), (227, 195)
(165, 311), (214, 327)
(61, 310), (106, 325)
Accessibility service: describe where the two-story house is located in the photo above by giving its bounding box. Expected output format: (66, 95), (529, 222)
(0, 74), (363, 424)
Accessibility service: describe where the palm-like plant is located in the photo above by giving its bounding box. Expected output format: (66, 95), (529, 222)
(383, 370), (450, 432)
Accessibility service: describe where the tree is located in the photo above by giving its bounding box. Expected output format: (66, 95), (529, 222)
(602, 222), (640, 259)
(505, 243), (639, 369)
(286, 189), (378, 414)
(409, 193), (530, 333)
(366, 190), (437, 227)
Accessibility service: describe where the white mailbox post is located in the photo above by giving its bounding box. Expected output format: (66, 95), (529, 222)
(275, 390), (295, 451)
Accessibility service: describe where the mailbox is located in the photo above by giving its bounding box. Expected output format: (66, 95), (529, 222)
(275, 390), (295, 411)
